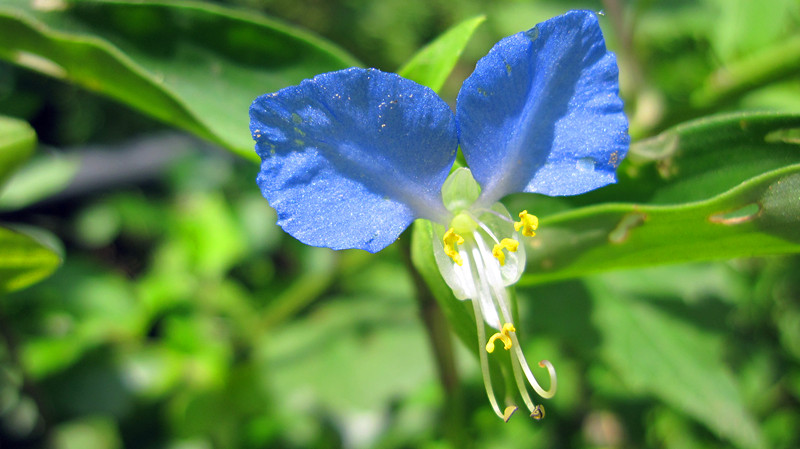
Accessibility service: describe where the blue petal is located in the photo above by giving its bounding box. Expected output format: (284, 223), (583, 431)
(250, 68), (457, 253)
(456, 10), (629, 203)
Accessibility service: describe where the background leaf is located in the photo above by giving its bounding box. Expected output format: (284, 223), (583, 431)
(519, 112), (800, 284)
(607, 112), (800, 204)
(0, 0), (361, 160)
(0, 115), (36, 188)
(0, 151), (81, 211)
(398, 15), (485, 93)
(588, 271), (764, 449)
(0, 225), (62, 294)
(522, 164), (800, 285)
(0, 115), (61, 293)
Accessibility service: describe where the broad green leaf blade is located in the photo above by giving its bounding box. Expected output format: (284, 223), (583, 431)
(261, 294), (435, 413)
(0, 0), (361, 161)
(0, 225), (62, 294)
(398, 15), (485, 93)
(0, 115), (36, 188)
(522, 164), (800, 285)
(620, 112), (800, 204)
(588, 273), (764, 449)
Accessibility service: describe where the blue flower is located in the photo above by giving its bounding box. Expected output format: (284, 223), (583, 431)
(250, 10), (629, 421)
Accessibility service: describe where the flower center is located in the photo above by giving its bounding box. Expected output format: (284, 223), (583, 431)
(432, 167), (555, 422)
(450, 211), (478, 234)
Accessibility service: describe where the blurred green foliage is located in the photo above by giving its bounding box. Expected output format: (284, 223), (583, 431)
(0, 0), (799, 448)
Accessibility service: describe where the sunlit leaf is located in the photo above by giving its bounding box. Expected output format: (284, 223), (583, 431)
(520, 112), (800, 284)
(0, 225), (62, 294)
(261, 292), (434, 412)
(0, 0), (361, 160)
(0, 115), (36, 189)
(620, 112), (800, 204)
(0, 152), (81, 211)
(522, 163), (800, 285)
(50, 416), (123, 449)
(398, 15), (485, 93)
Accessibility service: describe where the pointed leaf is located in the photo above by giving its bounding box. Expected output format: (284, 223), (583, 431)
(522, 163), (800, 284)
(0, 115), (36, 189)
(623, 112), (800, 204)
(0, 225), (62, 294)
(398, 15), (485, 93)
(521, 112), (800, 283)
(0, 0), (361, 160)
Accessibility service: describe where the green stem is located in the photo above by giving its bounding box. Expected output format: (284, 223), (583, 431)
(399, 233), (467, 448)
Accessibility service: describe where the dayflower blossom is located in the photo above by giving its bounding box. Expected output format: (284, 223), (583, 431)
(249, 10), (629, 421)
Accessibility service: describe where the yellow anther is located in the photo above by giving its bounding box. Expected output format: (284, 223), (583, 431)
(514, 210), (539, 237)
(491, 238), (519, 266)
(530, 404), (545, 421)
(503, 406), (518, 422)
(485, 323), (516, 353)
(443, 228), (464, 266)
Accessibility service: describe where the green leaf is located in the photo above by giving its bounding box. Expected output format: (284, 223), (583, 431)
(518, 112), (800, 284)
(262, 292), (434, 412)
(708, 0), (799, 63)
(0, 117), (62, 294)
(0, 151), (81, 211)
(621, 112), (800, 204)
(398, 15), (485, 93)
(0, 115), (36, 189)
(522, 163), (800, 285)
(0, 0), (361, 161)
(0, 225), (62, 294)
(588, 272), (764, 449)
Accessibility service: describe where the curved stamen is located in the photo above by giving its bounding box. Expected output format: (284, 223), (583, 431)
(509, 333), (557, 399)
(471, 296), (509, 421)
(473, 235), (550, 418)
(474, 234), (558, 401)
(508, 345), (537, 413)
